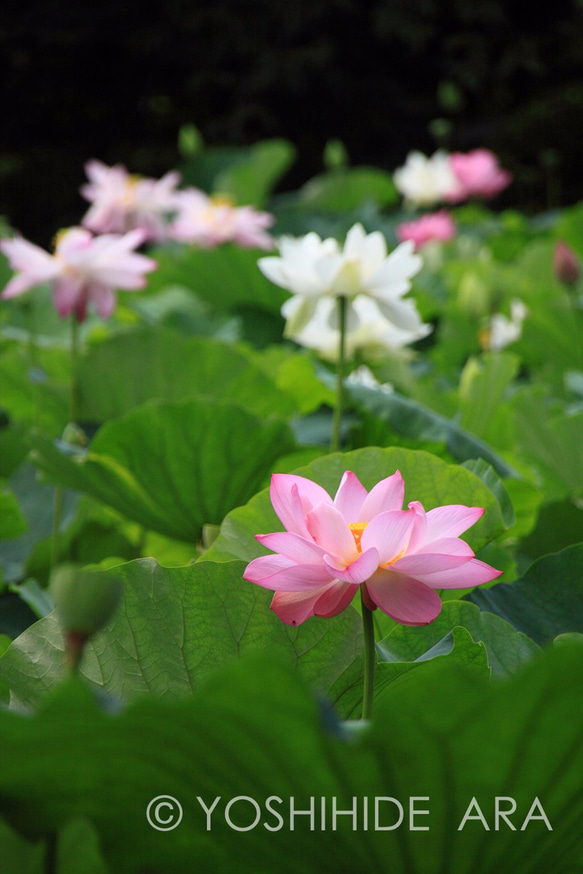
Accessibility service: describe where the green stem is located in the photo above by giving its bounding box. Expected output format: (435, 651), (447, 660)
(23, 300), (37, 367)
(330, 295), (347, 452)
(50, 486), (64, 576)
(70, 315), (80, 424)
(360, 587), (376, 721)
(44, 831), (58, 874)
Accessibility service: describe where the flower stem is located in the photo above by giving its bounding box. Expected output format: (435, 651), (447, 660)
(50, 484), (64, 576)
(360, 586), (376, 721)
(44, 832), (58, 874)
(70, 315), (80, 424)
(330, 295), (347, 452)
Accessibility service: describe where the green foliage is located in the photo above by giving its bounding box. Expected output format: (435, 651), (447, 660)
(30, 399), (296, 542)
(1, 646), (582, 873)
(76, 328), (297, 422)
(468, 544), (583, 644)
(1, 138), (583, 872)
(0, 559), (363, 714)
(146, 242), (289, 313)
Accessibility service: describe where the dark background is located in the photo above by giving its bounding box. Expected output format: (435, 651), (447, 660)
(2, 0), (583, 246)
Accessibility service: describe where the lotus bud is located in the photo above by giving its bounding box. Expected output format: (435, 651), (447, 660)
(457, 271), (489, 317)
(553, 240), (580, 287)
(51, 565), (123, 670)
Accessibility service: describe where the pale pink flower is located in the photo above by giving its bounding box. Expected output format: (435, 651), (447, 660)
(1, 227), (157, 322)
(169, 189), (275, 250)
(396, 211), (456, 249)
(81, 159), (181, 241)
(447, 149), (512, 202)
(243, 471), (501, 626)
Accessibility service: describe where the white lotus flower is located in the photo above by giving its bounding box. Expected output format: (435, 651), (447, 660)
(258, 223), (423, 334)
(393, 151), (460, 207)
(486, 299), (528, 351)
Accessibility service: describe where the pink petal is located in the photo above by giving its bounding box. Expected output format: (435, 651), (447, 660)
(271, 583), (340, 626)
(359, 471), (405, 521)
(0, 236), (57, 275)
(53, 277), (85, 318)
(1, 275), (37, 299)
(314, 581), (359, 618)
(306, 502), (358, 562)
(256, 532), (326, 563)
(243, 554), (331, 592)
(389, 552), (473, 581)
(402, 558), (503, 589)
(333, 471), (368, 522)
(414, 537), (474, 557)
(88, 282), (116, 318)
(404, 501), (428, 553)
(270, 474), (332, 535)
(423, 505), (485, 541)
(323, 546), (380, 584)
(366, 569), (443, 625)
(360, 509), (414, 565)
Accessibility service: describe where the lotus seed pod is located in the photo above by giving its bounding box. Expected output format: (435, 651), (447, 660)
(51, 565), (123, 636)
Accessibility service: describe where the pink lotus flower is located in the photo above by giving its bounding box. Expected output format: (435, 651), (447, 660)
(447, 149), (512, 202)
(243, 471), (501, 626)
(1, 227), (157, 322)
(170, 189), (275, 250)
(81, 159), (181, 241)
(396, 211), (456, 249)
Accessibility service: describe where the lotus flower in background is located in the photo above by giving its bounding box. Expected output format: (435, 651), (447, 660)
(396, 210), (456, 249)
(483, 299), (528, 351)
(170, 189), (275, 250)
(447, 149), (512, 202)
(394, 149), (511, 206)
(0, 228), (157, 322)
(259, 223), (424, 336)
(81, 159), (181, 241)
(393, 151), (460, 207)
(244, 471), (501, 626)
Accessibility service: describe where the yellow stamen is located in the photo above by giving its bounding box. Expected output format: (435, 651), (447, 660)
(348, 522), (368, 552)
(209, 194), (235, 207)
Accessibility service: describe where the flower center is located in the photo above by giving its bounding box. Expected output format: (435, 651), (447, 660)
(348, 522), (368, 552)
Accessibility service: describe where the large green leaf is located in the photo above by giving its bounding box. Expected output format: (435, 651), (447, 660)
(511, 389), (583, 500)
(212, 138), (297, 207)
(348, 383), (519, 477)
(0, 485), (27, 539)
(76, 328), (296, 422)
(376, 624), (491, 696)
(203, 446), (509, 564)
(291, 166), (399, 212)
(146, 243), (289, 313)
(29, 399), (296, 542)
(0, 341), (69, 436)
(0, 646), (582, 874)
(458, 352), (520, 440)
(0, 559), (364, 717)
(377, 600), (539, 679)
(0, 464), (78, 586)
(467, 543), (583, 645)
